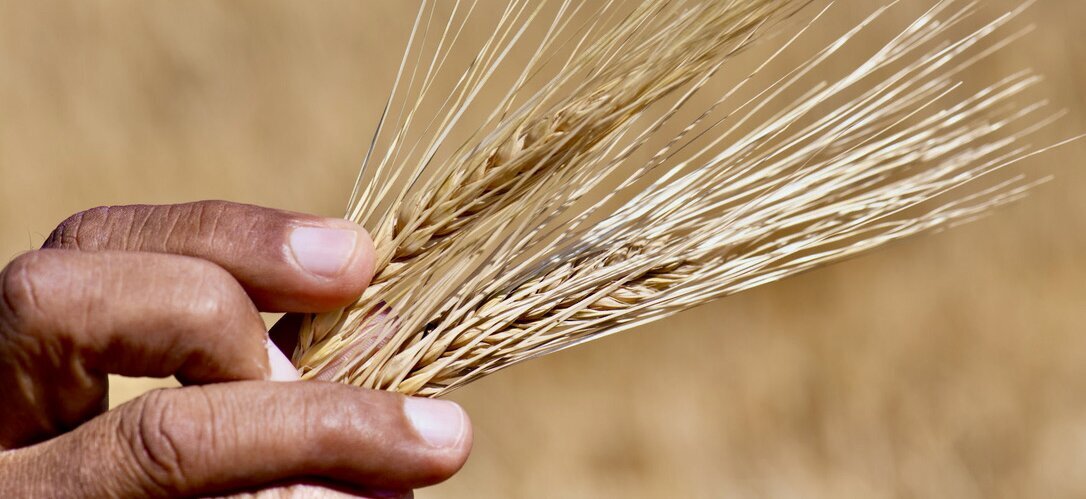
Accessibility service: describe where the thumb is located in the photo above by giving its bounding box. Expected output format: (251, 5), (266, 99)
(0, 382), (471, 497)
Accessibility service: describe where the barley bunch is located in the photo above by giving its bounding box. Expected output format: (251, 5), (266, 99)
(290, 0), (1074, 396)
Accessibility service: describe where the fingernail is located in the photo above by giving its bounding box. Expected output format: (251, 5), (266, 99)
(403, 397), (466, 449)
(289, 225), (359, 278)
(266, 339), (302, 382)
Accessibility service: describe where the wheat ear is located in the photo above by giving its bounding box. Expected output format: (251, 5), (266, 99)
(292, 0), (1075, 396)
(294, 0), (802, 363)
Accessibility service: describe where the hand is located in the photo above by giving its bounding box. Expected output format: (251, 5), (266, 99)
(0, 201), (472, 498)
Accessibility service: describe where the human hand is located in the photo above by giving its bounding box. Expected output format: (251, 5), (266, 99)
(0, 201), (472, 498)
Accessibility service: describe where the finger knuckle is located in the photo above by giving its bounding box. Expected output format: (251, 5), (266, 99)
(149, 203), (201, 251)
(42, 206), (113, 250)
(43, 209), (88, 249)
(40, 202), (272, 253)
(122, 390), (207, 495)
(186, 200), (235, 223)
(0, 252), (91, 367)
(0, 252), (50, 329)
(190, 200), (275, 252)
(165, 201), (259, 252)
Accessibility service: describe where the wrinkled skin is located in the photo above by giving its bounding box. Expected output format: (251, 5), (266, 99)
(0, 201), (472, 498)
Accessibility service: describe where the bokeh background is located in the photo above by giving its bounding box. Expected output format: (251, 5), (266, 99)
(1, 1), (1084, 497)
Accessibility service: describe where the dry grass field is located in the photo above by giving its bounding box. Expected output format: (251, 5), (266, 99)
(1, 1), (1084, 497)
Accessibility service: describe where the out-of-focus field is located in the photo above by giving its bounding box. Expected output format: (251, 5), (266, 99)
(1, 1), (1084, 497)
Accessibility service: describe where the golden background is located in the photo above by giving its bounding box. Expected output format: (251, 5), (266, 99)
(1, 1), (1084, 497)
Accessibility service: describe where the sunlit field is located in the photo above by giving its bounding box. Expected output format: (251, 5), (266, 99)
(1, 1), (1084, 497)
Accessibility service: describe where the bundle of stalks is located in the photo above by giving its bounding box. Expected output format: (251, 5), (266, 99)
(290, 0), (1076, 397)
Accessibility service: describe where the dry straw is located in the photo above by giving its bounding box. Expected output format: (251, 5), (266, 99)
(290, 0), (1074, 396)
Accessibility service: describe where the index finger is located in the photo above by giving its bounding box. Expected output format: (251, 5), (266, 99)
(42, 201), (375, 313)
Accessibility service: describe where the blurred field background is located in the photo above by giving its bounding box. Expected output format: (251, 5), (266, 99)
(1, 1), (1084, 497)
